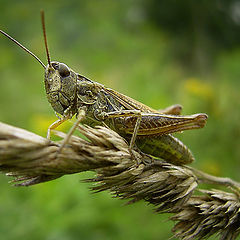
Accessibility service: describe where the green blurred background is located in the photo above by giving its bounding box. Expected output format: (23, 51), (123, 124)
(0, 0), (240, 239)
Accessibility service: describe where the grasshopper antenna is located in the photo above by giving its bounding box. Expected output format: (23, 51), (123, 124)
(0, 29), (46, 69)
(41, 10), (51, 67)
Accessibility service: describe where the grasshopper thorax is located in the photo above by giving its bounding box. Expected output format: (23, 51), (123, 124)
(45, 61), (78, 115)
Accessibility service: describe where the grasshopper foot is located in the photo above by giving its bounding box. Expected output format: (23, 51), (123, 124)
(128, 146), (154, 166)
(128, 147), (141, 166)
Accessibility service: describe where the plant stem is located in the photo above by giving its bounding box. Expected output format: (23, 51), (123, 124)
(187, 166), (240, 193)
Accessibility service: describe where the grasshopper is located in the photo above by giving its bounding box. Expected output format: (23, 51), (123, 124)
(0, 11), (207, 165)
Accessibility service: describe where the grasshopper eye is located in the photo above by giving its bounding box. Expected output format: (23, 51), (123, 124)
(52, 62), (59, 70)
(58, 63), (70, 78)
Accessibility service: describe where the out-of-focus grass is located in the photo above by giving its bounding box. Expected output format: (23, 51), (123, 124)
(0, 0), (239, 239)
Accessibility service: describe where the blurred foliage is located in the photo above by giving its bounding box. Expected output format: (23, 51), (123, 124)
(0, 0), (239, 239)
(145, 0), (240, 72)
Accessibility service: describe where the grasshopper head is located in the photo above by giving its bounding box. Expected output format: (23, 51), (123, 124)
(44, 61), (78, 115)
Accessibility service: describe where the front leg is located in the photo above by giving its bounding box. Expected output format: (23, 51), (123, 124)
(47, 106), (73, 139)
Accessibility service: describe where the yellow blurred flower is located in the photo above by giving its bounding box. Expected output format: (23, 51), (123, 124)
(199, 160), (222, 177)
(184, 78), (213, 100)
(30, 114), (72, 136)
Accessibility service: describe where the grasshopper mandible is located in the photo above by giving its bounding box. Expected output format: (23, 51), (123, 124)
(0, 11), (207, 165)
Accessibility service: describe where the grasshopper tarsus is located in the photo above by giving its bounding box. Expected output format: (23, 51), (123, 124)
(47, 118), (67, 139)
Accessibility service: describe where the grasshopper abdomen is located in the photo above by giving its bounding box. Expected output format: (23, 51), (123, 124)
(136, 135), (195, 165)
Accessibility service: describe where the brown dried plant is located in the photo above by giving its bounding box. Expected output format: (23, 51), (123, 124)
(0, 122), (239, 239)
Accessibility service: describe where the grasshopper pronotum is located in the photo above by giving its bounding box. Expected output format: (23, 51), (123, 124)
(0, 11), (207, 165)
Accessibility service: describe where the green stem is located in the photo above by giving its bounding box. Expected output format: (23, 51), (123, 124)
(187, 166), (240, 193)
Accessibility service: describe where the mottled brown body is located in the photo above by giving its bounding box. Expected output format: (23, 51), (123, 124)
(44, 61), (207, 165)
